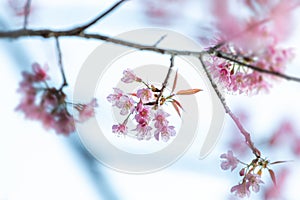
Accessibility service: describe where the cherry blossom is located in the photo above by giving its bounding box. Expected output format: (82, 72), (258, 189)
(116, 95), (135, 115)
(121, 68), (142, 83)
(112, 123), (128, 135)
(16, 63), (97, 136)
(135, 105), (151, 122)
(75, 98), (98, 122)
(136, 88), (153, 102)
(154, 125), (176, 142)
(153, 109), (170, 128)
(107, 88), (124, 106)
(231, 182), (251, 198)
(134, 119), (152, 141)
(245, 173), (264, 193)
(107, 68), (200, 141)
(220, 150), (239, 171)
(206, 0), (298, 95)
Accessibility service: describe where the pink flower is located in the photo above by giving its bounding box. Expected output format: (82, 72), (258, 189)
(116, 95), (135, 115)
(76, 98), (98, 122)
(154, 125), (176, 142)
(16, 62), (88, 136)
(135, 107), (151, 121)
(137, 88), (152, 102)
(107, 88), (124, 106)
(32, 63), (48, 82)
(52, 111), (75, 136)
(231, 182), (251, 198)
(153, 109), (170, 128)
(134, 121), (153, 140)
(40, 112), (55, 130)
(121, 69), (142, 83)
(135, 101), (151, 122)
(245, 173), (264, 193)
(133, 116), (153, 140)
(220, 150), (239, 171)
(112, 124), (128, 135)
(229, 72), (248, 93)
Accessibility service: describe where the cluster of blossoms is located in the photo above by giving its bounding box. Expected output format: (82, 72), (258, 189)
(205, 0), (298, 94)
(206, 43), (294, 94)
(107, 68), (200, 142)
(220, 150), (283, 198)
(16, 63), (98, 136)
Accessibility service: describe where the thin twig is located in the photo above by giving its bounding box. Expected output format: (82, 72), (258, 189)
(199, 55), (261, 158)
(55, 37), (68, 89)
(23, 0), (31, 29)
(153, 34), (167, 47)
(72, 0), (127, 33)
(156, 56), (175, 106)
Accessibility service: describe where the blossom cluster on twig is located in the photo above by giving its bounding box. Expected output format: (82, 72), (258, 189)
(16, 63), (98, 135)
(107, 68), (201, 141)
(220, 150), (288, 198)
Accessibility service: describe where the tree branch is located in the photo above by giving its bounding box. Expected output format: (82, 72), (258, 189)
(155, 56), (175, 106)
(71, 0), (128, 33)
(0, 29), (299, 83)
(199, 55), (261, 158)
(55, 37), (68, 89)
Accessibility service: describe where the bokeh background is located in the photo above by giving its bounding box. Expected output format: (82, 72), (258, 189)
(1, 0), (300, 199)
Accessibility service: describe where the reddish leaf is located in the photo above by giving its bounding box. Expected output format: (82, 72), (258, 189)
(268, 169), (277, 186)
(271, 160), (292, 165)
(128, 93), (137, 96)
(172, 99), (184, 110)
(171, 101), (181, 117)
(176, 88), (202, 95)
(171, 69), (178, 93)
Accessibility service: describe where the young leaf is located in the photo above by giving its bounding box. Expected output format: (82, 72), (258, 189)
(268, 169), (277, 186)
(271, 160), (293, 165)
(171, 100), (181, 117)
(171, 69), (178, 93)
(173, 99), (184, 110)
(176, 88), (202, 95)
(128, 93), (137, 96)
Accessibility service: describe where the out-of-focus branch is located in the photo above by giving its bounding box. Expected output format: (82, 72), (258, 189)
(55, 37), (68, 89)
(23, 0), (31, 29)
(71, 0), (128, 33)
(199, 55), (261, 158)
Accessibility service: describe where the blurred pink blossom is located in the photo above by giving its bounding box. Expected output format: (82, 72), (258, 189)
(76, 98), (98, 122)
(17, 63), (96, 136)
(264, 168), (289, 200)
(231, 182), (251, 198)
(121, 68), (141, 83)
(107, 88), (124, 106)
(112, 123), (128, 136)
(245, 173), (264, 193)
(220, 150), (239, 171)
